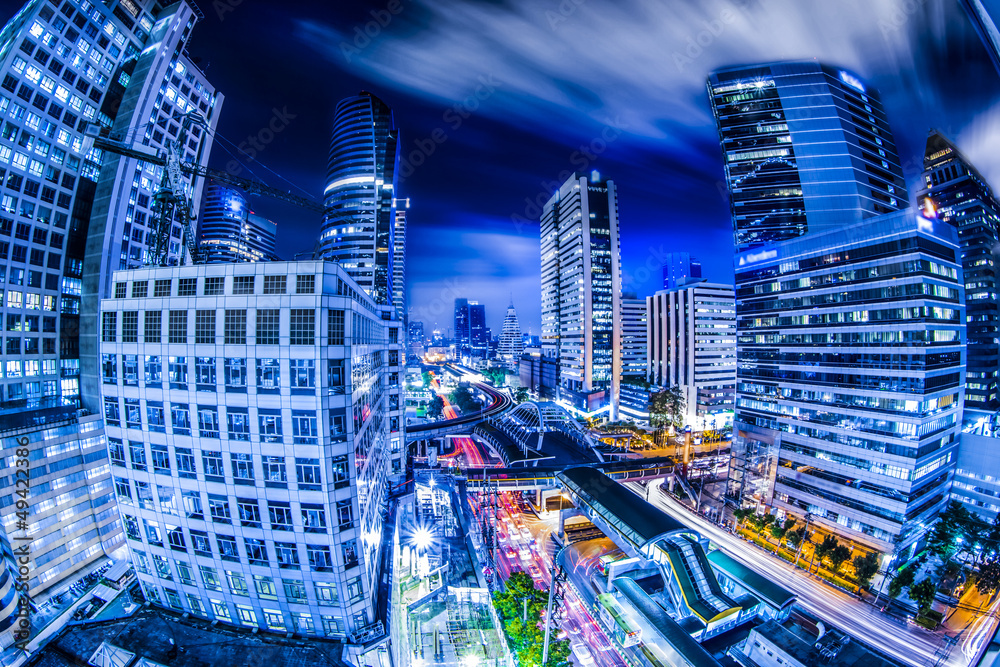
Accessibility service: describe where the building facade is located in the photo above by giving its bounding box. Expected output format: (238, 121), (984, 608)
(540, 171), (622, 418)
(469, 302), (487, 359)
(317, 92), (399, 307)
(498, 300), (523, 366)
(917, 131), (1000, 411)
(647, 283), (736, 428)
(708, 61), (907, 252)
(198, 183), (277, 264)
(661, 252), (702, 290)
(453, 298), (469, 359)
(99, 261), (403, 640)
(620, 295), (647, 382)
(731, 211), (965, 554)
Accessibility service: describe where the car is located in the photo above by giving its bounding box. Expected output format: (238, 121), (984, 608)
(528, 564), (543, 579)
(519, 547), (531, 561)
(572, 643), (595, 666)
(504, 547), (517, 560)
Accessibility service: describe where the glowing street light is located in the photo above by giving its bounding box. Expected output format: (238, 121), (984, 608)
(411, 526), (433, 552)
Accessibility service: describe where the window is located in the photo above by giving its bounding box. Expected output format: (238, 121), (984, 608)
(327, 359), (345, 394)
(204, 276), (224, 295)
(150, 444), (170, 473)
(268, 502), (293, 531)
(225, 570), (248, 595)
(170, 403), (190, 435)
(131, 280), (147, 298)
(121, 311), (137, 342)
(197, 406), (219, 438)
(238, 499), (261, 528)
(123, 515), (140, 540)
(263, 275), (285, 294)
(208, 494), (231, 524)
(153, 279), (171, 297)
(109, 439), (125, 467)
(202, 450), (224, 481)
(194, 309), (214, 344)
(302, 505), (327, 534)
(293, 412), (319, 446)
(296, 274), (315, 294)
(114, 282), (127, 299)
(144, 355), (161, 383)
(144, 310), (160, 342)
(231, 452), (254, 484)
(283, 579), (307, 602)
(331, 455), (350, 489)
(258, 410), (282, 443)
(254, 575), (278, 601)
(195, 357), (216, 387)
(167, 310), (186, 343)
(314, 582), (339, 605)
(262, 456), (287, 487)
(128, 441), (145, 471)
(147, 402), (165, 432)
(226, 407), (250, 441)
(244, 538), (267, 566)
(168, 356), (187, 387)
(289, 309), (314, 345)
(337, 499), (354, 530)
(101, 311), (115, 342)
(329, 309), (344, 345)
(136, 481), (154, 510)
(275, 542), (299, 569)
(290, 359), (315, 391)
(176, 448), (196, 479)
(193, 535), (214, 560)
(342, 539), (359, 569)
(122, 355), (138, 385)
(255, 309), (279, 344)
(307, 545), (333, 572)
(177, 277), (196, 296)
(256, 358), (280, 390)
(114, 477), (132, 504)
(224, 309), (245, 344)
(101, 353), (116, 384)
(232, 275), (254, 295)
(224, 357), (248, 390)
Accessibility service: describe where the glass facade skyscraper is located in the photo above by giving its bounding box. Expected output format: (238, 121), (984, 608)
(317, 92), (399, 307)
(708, 61), (907, 252)
(469, 302), (487, 358)
(454, 297), (470, 358)
(918, 131), (1000, 410)
(661, 252), (702, 290)
(198, 183), (277, 264)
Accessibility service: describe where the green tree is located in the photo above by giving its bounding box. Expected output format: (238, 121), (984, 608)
(909, 578), (937, 612)
(814, 535), (839, 564)
(482, 367), (507, 386)
(449, 385), (482, 413)
(514, 387), (530, 403)
(427, 396), (445, 418)
(785, 529), (802, 550)
(648, 386), (686, 433)
(888, 566), (916, 599)
(928, 500), (982, 561)
(977, 559), (1000, 596)
(829, 545), (852, 572)
(421, 371), (433, 388)
(853, 552), (880, 587)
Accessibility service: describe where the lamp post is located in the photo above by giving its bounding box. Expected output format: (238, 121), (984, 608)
(794, 513), (812, 571)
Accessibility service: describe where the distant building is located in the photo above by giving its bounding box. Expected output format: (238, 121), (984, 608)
(519, 353), (558, 399)
(454, 298), (470, 359)
(953, 412), (1000, 521)
(393, 198), (409, 323)
(621, 295), (648, 382)
(662, 253), (703, 290)
(647, 283), (736, 428)
(469, 303), (488, 358)
(917, 131), (1000, 410)
(540, 171), (622, 418)
(100, 261), (404, 639)
(199, 183), (278, 263)
(498, 300), (524, 366)
(317, 92), (400, 306)
(408, 321), (425, 358)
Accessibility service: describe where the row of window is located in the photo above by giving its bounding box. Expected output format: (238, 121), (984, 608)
(113, 274), (318, 300)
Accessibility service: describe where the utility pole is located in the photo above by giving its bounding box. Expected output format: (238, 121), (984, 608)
(794, 513), (812, 570)
(542, 549), (567, 666)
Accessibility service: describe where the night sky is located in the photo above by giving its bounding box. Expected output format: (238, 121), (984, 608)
(184, 0), (999, 335)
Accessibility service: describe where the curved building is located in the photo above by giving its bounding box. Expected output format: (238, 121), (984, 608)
(198, 183), (277, 263)
(499, 300), (524, 366)
(317, 93), (400, 306)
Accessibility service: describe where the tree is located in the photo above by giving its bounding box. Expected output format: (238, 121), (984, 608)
(977, 559), (1000, 596)
(482, 367), (507, 386)
(888, 565), (916, 599)
(909, 578), (937, 612)
(785, 529), (802, 550)
(928, 500), (986, 561)
(514, 387), (530, 403)
(648, 386), (686, 433)
(814, 535), (839, 564)
(829, 545), (852, 572)
(853, 552), (880, 587)
(449, 386), (481, 413)
(427, 396), (445, 418)
(421, 371), (433, 388)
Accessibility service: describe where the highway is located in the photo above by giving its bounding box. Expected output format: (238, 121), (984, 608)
(407, 371), (512, 437)
(632, 482), (950, 667)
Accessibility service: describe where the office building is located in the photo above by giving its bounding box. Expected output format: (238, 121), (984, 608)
(708, 61), (907, 252)
(540, 171), (622, 418)
(731, 211), (964, 554)
(518, 352), (558, 399)
(99, 261), (404, 640)
(469, 302), (487, 358)
(952, 412), (1000, 521)
(917, 131), (1000, 410)
(198, 183), (277, 264)
(0, 0), (223, 630)
(454, 298), (470, 359)
(498, 299), (523, 366)
(647, 283), (736, 428)
(620, 294), (647, 382)
(317, 92), (400, 307)
(392, 197), (407, 323)
(662, 253), (703, 290)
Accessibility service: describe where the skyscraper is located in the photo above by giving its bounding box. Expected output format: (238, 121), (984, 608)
(454, 298), (470, 359)
(393, 197), (408, 322)
(708, 61), (907, 252)
(0, 0), (222, 628)
(198, 183), (277, 264)
(469, 302), (487, 359)
(661, 253), (703, 290)
(317, 92), (399, 306)
(540, 171), (622, 418)
(99, 261), (404, 639)
(918, 131), (1000, 410)
(498, 300), (523, 366)
(620, 295), (647, 382)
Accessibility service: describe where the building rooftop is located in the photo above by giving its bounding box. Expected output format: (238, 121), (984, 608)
(25, 607), (351, 667)
(755, 619), (899, 667)
(706, 549), (796, 610)
(557, 466), (687, 551)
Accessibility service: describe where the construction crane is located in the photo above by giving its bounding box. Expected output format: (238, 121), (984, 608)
(84, 112), (324, 266)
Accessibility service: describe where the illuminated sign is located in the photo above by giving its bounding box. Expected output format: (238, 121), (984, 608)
(738, 249), (778, 266)
(839, 71), (865, 93)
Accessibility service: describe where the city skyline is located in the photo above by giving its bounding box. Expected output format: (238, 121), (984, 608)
(181, 0), (999, 335)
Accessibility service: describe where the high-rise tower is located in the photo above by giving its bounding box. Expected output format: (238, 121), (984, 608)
(498, 300), (523, 366)
(469, 303), (487, 359)
(540, 171), (622, 418)
(392, 197), (408, 322)
(918, 131), (1000, 411)
(198, 183), (277, 264)
(454, 298), (470, 359)
(317, 92), (399, 306)
(708, 61), (907, 252)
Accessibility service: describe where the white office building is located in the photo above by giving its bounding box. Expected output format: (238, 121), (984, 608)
(99, 261), (404, 640)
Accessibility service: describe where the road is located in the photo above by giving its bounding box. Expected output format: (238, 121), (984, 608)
(633, 482), (951, 667)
